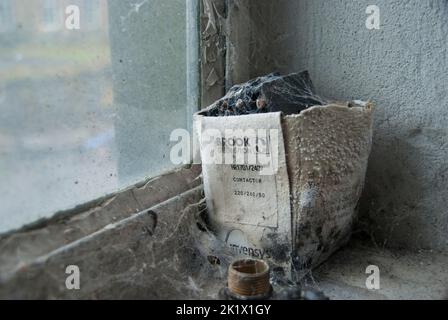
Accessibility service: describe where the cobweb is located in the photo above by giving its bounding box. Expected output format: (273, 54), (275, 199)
(180, 196), (324, 300)
(201, 71), (329, 117)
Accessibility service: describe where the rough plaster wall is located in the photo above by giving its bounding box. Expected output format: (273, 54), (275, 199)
(250, 0), (448, 251)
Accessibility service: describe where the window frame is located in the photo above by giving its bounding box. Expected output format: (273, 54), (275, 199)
(0, 0), (211, 235)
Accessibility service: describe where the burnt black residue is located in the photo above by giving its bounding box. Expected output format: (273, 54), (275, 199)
(200, 71), (326, 117)
(143, 210), (158, 236)
(263, 233), (291, 262)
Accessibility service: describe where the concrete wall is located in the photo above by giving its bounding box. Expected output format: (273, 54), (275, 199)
(248, 0), (448, 250)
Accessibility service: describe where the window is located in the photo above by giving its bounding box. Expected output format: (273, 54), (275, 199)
(41, 0), (61, 32)
(0, 0), (199, 233)
(83, 0), (101, 30)
(0, 0), (14, 32)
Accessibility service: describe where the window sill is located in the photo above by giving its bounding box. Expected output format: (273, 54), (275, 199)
(0, 165), (204, 299)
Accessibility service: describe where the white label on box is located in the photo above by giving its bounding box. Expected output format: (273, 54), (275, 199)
(197, 112), (292, 271)
(221, 151), (279, 228)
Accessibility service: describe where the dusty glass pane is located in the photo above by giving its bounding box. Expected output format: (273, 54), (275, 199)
(0, 0), (197, 233)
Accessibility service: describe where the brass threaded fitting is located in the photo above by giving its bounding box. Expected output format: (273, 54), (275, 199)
(228, 259), (271, 298)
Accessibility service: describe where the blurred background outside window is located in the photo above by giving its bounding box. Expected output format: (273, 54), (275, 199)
(0, 0), (196, 233)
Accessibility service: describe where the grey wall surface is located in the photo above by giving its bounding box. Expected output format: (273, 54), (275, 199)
(247, 0), (448, 250)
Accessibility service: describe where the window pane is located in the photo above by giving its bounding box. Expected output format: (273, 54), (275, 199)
(0, 0), (197, 233)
